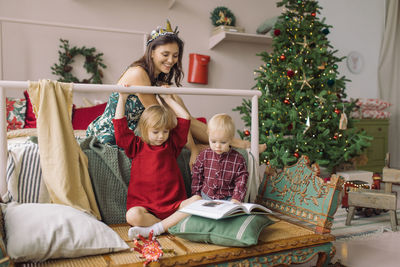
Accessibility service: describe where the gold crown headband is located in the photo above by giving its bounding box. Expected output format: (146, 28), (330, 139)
(147, 20), (179, 46)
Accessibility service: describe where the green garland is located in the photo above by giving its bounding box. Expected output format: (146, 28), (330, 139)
(51, 39), (107, 84)
(210, 6), (236, 27)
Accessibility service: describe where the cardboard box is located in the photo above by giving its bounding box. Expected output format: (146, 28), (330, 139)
(336, 170), (374, 184)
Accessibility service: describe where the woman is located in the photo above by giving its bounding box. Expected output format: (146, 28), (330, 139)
(86, 20), (258, 167)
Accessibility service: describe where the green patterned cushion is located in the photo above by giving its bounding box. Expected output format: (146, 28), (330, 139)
(6, 97), (26, 131)
(169, 214), (275, 247)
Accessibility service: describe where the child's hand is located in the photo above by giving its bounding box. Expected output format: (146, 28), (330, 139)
(230, 199), (241, 204)
(119, 84), (130, 99)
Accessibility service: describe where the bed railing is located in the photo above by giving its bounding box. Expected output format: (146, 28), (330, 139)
(0, 80), (261, 196)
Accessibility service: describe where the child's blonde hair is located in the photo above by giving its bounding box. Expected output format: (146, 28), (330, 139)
(138, 105), (177, 144)
(207, 113), (235, 139)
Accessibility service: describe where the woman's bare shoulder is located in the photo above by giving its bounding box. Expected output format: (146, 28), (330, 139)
(118, 66), (151, 86)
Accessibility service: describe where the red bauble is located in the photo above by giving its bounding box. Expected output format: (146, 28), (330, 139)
(274, 29), (281, 36)
(284, 99), (290, 105)
(333, 135), (338, 140)
(334, 109), (341, 114)
(294, 152), (300, 158)
(311, 12), (316, 17)
(244, 130), (250, 136)
(287, 69), (295, 78)
(280, 54), (286, 61)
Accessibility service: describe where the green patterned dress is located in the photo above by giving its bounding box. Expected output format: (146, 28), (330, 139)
(86, 92), (145, 145)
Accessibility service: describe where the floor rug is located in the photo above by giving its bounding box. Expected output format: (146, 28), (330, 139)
(331, 207), (400, 240)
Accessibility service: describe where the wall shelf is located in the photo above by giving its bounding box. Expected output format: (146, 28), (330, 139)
(209, 31), (272, 49)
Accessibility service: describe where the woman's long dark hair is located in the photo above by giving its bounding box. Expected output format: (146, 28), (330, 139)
(129, 34), (184, 86)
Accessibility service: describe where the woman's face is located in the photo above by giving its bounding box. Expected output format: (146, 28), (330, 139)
(151, 42), (179, 76)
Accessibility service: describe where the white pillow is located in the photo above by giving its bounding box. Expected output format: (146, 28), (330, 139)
(2, 202), (130, 262)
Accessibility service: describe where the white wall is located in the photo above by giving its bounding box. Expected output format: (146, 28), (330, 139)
(319, 0), (384, 100)
(0, 0), (385, 134)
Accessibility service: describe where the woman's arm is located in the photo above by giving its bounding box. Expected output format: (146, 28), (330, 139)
(118, 66), (159, 108)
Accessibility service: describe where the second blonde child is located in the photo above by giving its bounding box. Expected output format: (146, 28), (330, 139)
(191, 113), (249, 203)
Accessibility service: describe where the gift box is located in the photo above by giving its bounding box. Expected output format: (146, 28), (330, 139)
(351, 98), (392, 119)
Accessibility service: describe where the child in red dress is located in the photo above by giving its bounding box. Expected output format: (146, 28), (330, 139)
(113, 93), (201, 238)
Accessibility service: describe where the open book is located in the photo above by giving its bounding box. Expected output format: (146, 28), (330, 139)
(180, 199), (272, 220)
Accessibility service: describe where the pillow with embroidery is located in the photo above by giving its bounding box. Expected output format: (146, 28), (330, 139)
(6, 97), (26, 131)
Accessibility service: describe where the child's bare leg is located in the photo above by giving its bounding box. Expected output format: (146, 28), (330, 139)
(126, 206), (160, 227)
(160, 195), (202, 231)
(128, 195), (202, 239)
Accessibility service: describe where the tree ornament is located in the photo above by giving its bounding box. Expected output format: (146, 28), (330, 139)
(333, 134), (338, 140)
(280, 54), (286, 61)
(327, 79), (335, 86)
(284, 99), (290, 105)
(339, 112), (348, 130)
(244, 129), (251, 136)
(334, 108), (341, 115)
(288, 123), (293, 131)
(311, 12), (316, 17)
(297, 73), (313, 90)
(322, 28), (330, 35)
(287, 69), (295, 78)
(210, 6), (236, 26)
(303, 116), (310, 133)
(51, 39), (107, 84)
(294, 152), (300, 158)
(274, 29), (281, 36)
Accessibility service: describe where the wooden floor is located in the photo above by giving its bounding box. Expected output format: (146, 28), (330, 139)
(297, 229), (400, 267)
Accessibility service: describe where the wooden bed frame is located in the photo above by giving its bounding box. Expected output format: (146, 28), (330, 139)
(0, 81), (343, 267)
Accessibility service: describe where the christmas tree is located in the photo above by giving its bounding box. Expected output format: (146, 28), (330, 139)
(234, 0), (371, 171)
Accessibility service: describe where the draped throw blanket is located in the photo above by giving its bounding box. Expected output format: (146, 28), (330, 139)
(28, 79), (101, 220)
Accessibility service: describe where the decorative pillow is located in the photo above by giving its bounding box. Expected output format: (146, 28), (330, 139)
(23, 90), (37, 128)
(1, 202), (130, 262)
(168, 214), (275, 247)
(72, 102), (107, 130)
(256, 16), (279, 34)
(4, 142), (50, 204)
(6, 97), (26, 131)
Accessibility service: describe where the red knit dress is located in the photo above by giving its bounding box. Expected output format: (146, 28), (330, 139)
(113, 117), (190, 219)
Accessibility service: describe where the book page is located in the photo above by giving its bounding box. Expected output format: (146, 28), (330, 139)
(240, 203), (272, 214)
(180, 200), (243, 219)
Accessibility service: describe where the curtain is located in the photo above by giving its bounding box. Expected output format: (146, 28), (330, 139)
(378, 0), (400, 168)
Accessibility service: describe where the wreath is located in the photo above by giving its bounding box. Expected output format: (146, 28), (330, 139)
(210, 6), (236, 27)
(51, 39), (107, 84)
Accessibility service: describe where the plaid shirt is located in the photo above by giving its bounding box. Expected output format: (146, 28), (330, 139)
(191, 148), (249, 202)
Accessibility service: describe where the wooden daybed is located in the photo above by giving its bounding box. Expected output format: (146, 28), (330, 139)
(0, 81), (344, 267)
(12, 155), (343, 267)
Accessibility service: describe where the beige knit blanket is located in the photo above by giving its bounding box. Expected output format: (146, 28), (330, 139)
(28, 79), (101, 220)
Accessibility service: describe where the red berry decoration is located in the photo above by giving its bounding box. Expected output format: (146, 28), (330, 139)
(333, 135), (338, 140)
(334, 109), (341, 114)
(280, 54), (286, 61)
(294, 152), (300, 158)
(311, 12), (316, 17)
(244, 129), (250, 136)
(287, 69), (295, 78)
(274, 29), (281, 36)
(284, 99), (290, 105)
